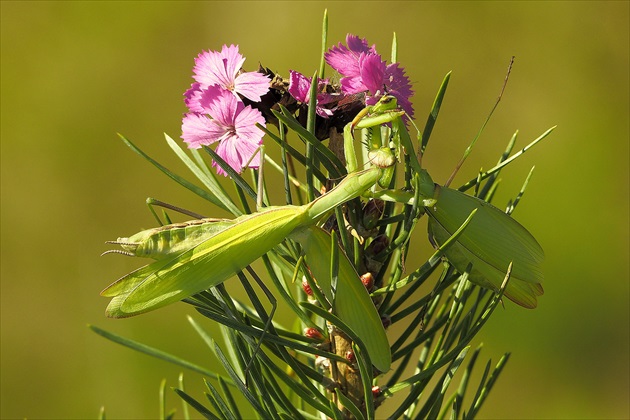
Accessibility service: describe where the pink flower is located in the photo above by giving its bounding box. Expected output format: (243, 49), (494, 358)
(325, 35), (377, 81)
(325, 34), (414, 118)
(190, 44), (270, 102)
(287, 70), (338, 118)
(182, 85), (265, 176)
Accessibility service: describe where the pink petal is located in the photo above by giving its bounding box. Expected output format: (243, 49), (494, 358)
(234, 71), (270, 102)
(326, 45), (361, 77)
(325, 34), (376, 77)
(184, 83), (205, 113)
(384, 63), (414, 118)
(219, 44), (246, 80)
(359, 54), (387, 95)
(214, 135), (241, 175)
(234, 136), (262, 168)
(192, 47), (245, 91)
(345, 34), (376, 55)
(181, 113), (225, 149)
(340, 77), (368, 95)
(234, 106), (265, 145)
(193, 51), (230, 89)
(288, 70), (311, 102)
(200, 86), (239, 126)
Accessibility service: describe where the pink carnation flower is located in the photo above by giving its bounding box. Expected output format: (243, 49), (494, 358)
(191, 44), (270, 102)
(287, 70), (338, 118)
(325, 34), (414, 118)
(182, 85), (265, 176)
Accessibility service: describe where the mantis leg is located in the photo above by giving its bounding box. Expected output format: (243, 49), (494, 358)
(146, 197), (206, 225)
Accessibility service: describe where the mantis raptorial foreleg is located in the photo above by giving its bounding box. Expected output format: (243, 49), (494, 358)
(339, 95), (544, 309)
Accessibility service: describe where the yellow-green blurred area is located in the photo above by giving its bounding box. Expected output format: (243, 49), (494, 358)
(1, 1), (628, 418)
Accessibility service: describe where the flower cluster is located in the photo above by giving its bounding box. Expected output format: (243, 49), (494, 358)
(182, 35), (413, 175)
(181, 45), (270, 175)
(287, 34), (413, 122)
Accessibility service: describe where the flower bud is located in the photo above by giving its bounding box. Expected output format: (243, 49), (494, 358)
(304, 327), (323, 340)
(360, 272), (375, 291)
(302, 278), (313, 296)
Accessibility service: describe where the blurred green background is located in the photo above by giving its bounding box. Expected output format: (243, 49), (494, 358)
(1, 1), (628, 419)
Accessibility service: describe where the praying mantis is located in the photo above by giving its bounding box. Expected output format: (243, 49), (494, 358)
(102, 95), (544, 373)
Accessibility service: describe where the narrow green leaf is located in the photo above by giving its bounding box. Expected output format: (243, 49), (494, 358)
(387, 345), (471, 396)
(319, 10), (328, 78)
(215, 377), (241, 420)
(204, 380), (238, 420)
(353, 344), (375, 420)
(178, 373), (190, 420)
(424, 346), (470, 419)
(263, 252), (322, 329)
(466, 352), (511, 419)
(259, 125), (328, 183)
(164, 133), (241, 216)
(273, 107), (344, 177)
(258, 363), (306, 420)
(478, 131), (517, 200)
(335, 389), (366, 420)
(420, 72), (451, 155)
(191, 309), (343, 362)
(506, 166), (535, 215)
(212, 341), (271, 418)
(305, 70), (319, 202)
(203, 146), (257, 201)
(159, 378), (167, 420)
(116, 134), (224, 208)
(397, 118), (422, 176)
(173, 388), (219, 420)
(88, 325), (226, 382)
(458, 126), (555, 192)
(390, 31), (398, 64)
(256, 351), (335, 417)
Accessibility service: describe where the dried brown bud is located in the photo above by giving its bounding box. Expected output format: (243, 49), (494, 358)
(380, 314), (392, 329)
(362, 199), (385, 230)
(365, 235), (389, 257)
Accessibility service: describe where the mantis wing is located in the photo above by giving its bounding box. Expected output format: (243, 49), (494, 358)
(102, 168), (388, 318)
(292, 226), (391, 373)
(103, 206), (308, 318)
(427, 185), (544, 308)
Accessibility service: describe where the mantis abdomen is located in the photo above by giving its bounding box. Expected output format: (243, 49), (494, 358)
(110, 218), (234, 260)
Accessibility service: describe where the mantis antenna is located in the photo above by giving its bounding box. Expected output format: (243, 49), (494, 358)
(445, 56), (515, 187)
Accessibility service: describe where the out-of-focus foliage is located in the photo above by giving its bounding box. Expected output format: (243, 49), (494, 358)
(1, 2), (627, 419)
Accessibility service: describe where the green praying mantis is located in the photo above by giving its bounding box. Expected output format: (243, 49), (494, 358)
(102, 95), (544, 373)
